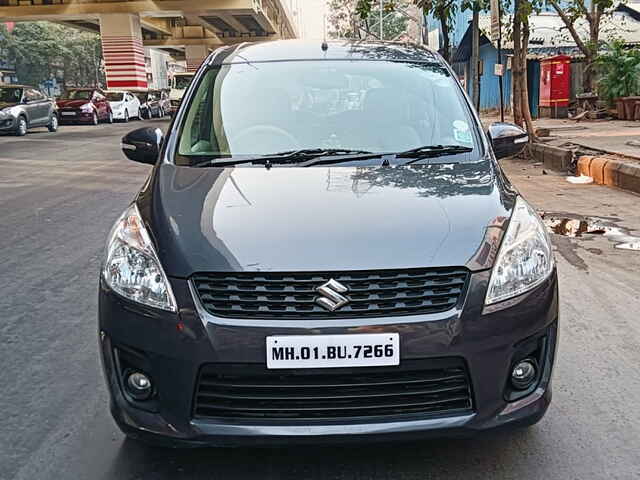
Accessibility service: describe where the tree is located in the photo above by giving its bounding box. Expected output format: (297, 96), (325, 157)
(328, 0), (360, 38)
(415, 0), (458, 61)
(595, 40), (640, 103)
(510, 0), (538, 136)
(2, 22), (104, 90)
(328, 0), (410, 40)
(546, 0), (615, 93)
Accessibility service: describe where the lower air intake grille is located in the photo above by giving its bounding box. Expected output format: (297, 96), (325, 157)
(193, 359), (474, 420)
(192, 267), (469, 319)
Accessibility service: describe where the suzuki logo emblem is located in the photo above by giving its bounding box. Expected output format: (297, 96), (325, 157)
(315, 279), (349, 312)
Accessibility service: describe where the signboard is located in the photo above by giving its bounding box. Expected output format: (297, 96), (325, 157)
(494, 63), (504, 76)
(490, 0), (500, 42)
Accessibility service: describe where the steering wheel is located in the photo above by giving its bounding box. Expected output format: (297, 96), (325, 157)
(230, 125), (300, 152)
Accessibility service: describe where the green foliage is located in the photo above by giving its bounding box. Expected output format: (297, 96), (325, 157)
(596, 40), (640, 102)
(1, 22), (104, 89)
(328, 0), (409, 40)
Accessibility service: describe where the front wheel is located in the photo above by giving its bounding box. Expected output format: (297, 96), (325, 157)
(15, 116), (28, 136)
(92, 112), (98, 126)
(48, 114), (59, 132)
(124, 110), (129, 123)
(107, 111), (114, 124)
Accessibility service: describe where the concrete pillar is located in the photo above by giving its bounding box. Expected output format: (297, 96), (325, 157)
(99, 13), (147, 90)
(185, 45), (209, 73)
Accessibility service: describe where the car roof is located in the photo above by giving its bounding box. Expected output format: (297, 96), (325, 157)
(211, 39), (441, 66)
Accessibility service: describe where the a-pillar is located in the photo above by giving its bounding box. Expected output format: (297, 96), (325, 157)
(186, 45), (209, 73)
(99, 13), (148, 90)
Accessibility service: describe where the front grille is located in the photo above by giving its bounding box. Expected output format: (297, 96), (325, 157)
(193, 359), (474, 420)
(192, 267), (469, 319)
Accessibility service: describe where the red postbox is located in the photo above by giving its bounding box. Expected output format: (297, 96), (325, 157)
(539, 55), (571, 118)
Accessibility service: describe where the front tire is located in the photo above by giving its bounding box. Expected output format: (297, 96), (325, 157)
(124, 110), (129, 123)
(15, 116), (27, 136)
(92, 112), (98, 126)
(107, 111), (114, 124)
(47, 114), (59, 132)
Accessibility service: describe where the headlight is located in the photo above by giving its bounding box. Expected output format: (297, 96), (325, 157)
(81, 104), (93, 112)
(485, 196), (554, 305)
(103, 204), (177, 312)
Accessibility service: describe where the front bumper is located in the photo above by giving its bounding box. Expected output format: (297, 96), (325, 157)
(59, 111), (94, 123)
(0, 115), (17, 131)
(98, 270), (559, 447)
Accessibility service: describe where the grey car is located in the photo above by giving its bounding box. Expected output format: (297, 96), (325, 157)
(100, 40), (558, 447)
(0, 85), (59, 136)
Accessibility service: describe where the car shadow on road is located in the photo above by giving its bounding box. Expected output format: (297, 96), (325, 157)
(102, 428), (544, 480)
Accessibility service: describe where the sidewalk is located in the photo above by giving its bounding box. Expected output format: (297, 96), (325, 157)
(482, 113), (640, 195)
(533, 117), (640, 160)
(482, 113), (640, 159)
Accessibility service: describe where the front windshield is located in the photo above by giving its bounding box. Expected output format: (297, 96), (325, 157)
(174, 75), (193, 90)
(105, 92), (124, 102)
(176, 60), (479, 164)
(136, 92), (149, 103)
(0, 87), (23, 103)
(63, 90), (92, 100)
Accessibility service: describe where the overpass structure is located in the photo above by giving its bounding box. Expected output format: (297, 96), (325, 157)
(0, 0), (299, 89)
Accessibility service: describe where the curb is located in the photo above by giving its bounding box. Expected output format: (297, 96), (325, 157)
(577, 156), (640, 195)
(529, 143), (573, 171)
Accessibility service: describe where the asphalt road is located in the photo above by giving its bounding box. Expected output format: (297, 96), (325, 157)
(1, 121), (640, 480)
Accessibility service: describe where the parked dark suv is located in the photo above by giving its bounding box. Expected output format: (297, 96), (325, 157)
(0, 85), (58, 136)
(100, 40), (558, 447)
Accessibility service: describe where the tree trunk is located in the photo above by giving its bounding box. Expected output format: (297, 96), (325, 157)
(471, 8), (480, 110)
(440, 16), (450, 63)
(585, 10), (599, 93)
(520, 16), (536, 139)
(512, 0), (523, 126)
(547, 0), (600, 93)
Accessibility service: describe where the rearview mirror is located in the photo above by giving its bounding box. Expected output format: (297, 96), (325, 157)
(122, 127), (164, 165)
(488, 122), (528, 159)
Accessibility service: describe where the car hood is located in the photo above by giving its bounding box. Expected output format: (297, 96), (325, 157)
(141, 162), (515, 277)
(57, 99), (89, 109)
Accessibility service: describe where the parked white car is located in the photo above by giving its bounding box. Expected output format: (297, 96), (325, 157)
(105, 91), (140, 122)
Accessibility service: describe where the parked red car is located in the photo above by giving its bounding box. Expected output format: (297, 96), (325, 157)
(57, 88), (113, 125)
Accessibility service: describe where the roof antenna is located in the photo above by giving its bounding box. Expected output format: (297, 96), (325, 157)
(322, 14), (329, 52)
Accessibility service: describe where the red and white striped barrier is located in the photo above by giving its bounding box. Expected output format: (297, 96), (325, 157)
(102, 35), (148, 89)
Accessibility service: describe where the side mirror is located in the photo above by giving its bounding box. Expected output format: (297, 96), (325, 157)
(488, 122), (529, 159)
(121, 127), (164, 165)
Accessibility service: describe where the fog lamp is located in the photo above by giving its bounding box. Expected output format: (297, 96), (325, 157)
(126, 371), (153, 400)
(510, 359), (538, 390)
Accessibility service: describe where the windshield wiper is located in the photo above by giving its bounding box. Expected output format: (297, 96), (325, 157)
(192, 148), (376, 168)
(399, 145), (473, 165)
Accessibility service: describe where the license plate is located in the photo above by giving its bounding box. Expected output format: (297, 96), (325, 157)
(61, 112), (76, 116)
(266, 333), (399, 369)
